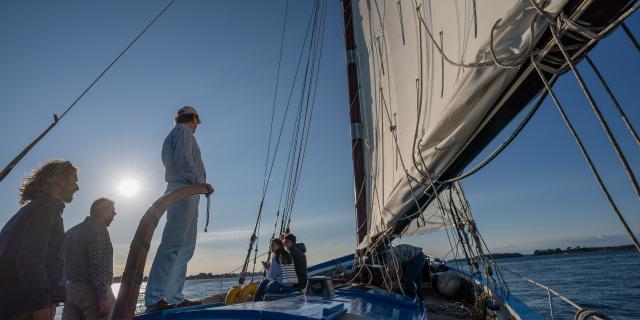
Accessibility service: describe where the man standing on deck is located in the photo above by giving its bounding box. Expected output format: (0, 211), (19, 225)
(283, 233), (307, 289)
(145, 106), (214, 312)
(62, 198), (117, 320)
(385, 244), (426, 301)
(0, 160), (79, 320)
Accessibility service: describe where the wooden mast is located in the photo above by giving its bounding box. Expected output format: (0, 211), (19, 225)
(342, 0), (368, 246)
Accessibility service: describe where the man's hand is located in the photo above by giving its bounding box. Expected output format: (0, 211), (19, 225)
(98, 297), (115, 317)
(204, 183), (214, 195)
(261, 260), (271, 269)
(33, 304), (56, 320)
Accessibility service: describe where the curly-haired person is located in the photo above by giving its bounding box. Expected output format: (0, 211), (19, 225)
(0, 160), (79, 320)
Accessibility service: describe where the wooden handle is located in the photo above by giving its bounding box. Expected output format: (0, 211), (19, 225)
(112, 184), (210, 319)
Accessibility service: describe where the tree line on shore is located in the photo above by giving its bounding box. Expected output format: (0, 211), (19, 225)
(113, 272), (263, 283)
(112, 244), (636, 282)
(533, 244), (634, 256)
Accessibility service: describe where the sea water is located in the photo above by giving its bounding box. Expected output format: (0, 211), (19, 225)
(54, 250), (639, 319)
(497, 250), (639, 319)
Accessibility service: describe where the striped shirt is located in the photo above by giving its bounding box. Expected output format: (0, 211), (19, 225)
(266, 255), (298, 286)
(281, 261), (298, 286)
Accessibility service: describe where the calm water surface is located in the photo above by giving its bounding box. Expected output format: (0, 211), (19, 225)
(497, 250), (639, 319)
(54, 250), (638, 319)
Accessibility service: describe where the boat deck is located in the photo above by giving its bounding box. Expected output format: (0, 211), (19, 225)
(136, 288), (427, 320)
(136, 287), (492, 320)
(133, 254), (539, 320)
(423, 295), (473, 320)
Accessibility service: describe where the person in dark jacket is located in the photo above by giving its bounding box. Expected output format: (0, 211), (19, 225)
(283, 233), (307, 289)
(385, 244), (426, 301)
(62, 197), (117, 320)
(0, 160), (79, 320)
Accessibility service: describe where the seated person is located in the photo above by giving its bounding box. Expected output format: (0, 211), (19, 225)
(253, 239), (298, 301)
(385, 244), (426, 301)
(283, 233), (307, 289)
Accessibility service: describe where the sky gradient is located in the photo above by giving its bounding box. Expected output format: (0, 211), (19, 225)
(0, 1), (638, 275)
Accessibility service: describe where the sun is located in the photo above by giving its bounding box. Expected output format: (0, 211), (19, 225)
(118, 178), (140, 197)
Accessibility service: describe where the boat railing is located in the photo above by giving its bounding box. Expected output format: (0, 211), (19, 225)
(500, 267), (609, 320)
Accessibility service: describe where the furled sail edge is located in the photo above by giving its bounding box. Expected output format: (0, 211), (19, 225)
(352, 0), (571, 250)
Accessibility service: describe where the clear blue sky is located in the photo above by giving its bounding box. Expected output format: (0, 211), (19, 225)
(0, 1), (638, 275)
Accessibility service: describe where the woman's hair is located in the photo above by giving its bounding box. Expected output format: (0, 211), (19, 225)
(271, 238), (292, 265)
(19, 160), (77, 205)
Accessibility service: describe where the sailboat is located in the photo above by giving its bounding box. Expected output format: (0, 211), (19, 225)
(108, 0), (636, 319)
(1, 0), (637, 319)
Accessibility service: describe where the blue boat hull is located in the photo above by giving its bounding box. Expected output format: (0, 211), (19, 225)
(136, 288), (426, 320)
(135, 254), (542, 320)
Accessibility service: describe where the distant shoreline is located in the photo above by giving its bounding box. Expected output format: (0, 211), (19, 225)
(532, 244), (635, 256)
(113, 272), (261, 283)
(449, 244), (635, 263)
(113, 245), (636, 282)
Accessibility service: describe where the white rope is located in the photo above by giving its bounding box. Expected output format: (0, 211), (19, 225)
(386, 238), (407, 296)
(413, 0), (542, 70)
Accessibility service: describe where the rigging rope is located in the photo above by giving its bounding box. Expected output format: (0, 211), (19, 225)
(584, 55), (640, 146)
(551, 20), (640, 197)
(549, 21), (640, 199)
(532, 57), (640, 253)
(204, 194), (211, 232)
(272, 7), (322, 238)
(255, 0), (290, 281)
(408, 0), (640, 198)
(621, 22), (640, 53)
(434, 0), (639, 186)
(239, 0), (314, 282)
(501, 266), (609, 320)
(346, 0), (637, 301)
(0, 0), (176, 183)
(276, 0), (327, 237)
(356, 4), (640, 293)
(240, 0), (326, 283)
(441, 86), (552, 184)
(412, 0), (540, 70)
(284, 10), (326, 232)
(454, 184), (510, 291)
(261, 0), (290, 198)
(391, 13), (511, 278)
(404, 0), (552, 187)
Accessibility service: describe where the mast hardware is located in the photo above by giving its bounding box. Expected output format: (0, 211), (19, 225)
(346, 49), (358, 64)
(351, 122), (364, 140)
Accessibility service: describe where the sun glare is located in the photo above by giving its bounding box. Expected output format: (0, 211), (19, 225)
(118, 178), (140, 197)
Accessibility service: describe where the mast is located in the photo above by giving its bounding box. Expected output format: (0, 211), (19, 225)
(342, 0), (368, 246)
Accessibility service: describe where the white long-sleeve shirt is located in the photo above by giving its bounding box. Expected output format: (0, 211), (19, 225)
(161, 124), (206, 184)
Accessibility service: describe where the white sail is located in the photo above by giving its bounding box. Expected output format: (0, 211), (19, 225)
(401, 182), (467, 237)
(351, 0), (568, 249)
